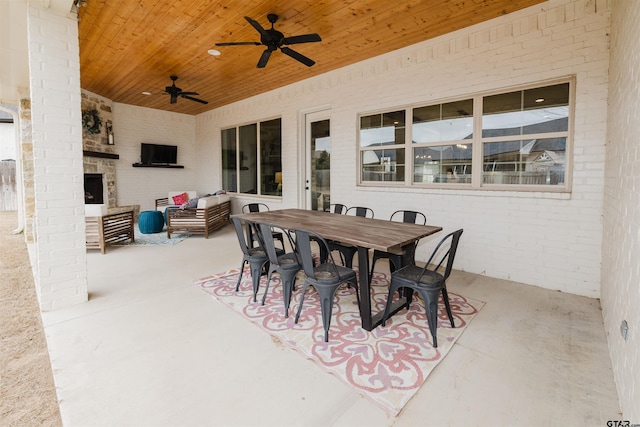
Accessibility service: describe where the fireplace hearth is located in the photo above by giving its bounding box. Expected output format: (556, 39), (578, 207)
(84, 173), (104, 204)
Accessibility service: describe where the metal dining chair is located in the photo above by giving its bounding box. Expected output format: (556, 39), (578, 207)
(328, 206), (374, 268)
(325, 203), (348, 214)
(369, 210), (427, 279)
(381, 229), (463, 347)
(255, 222), (301, 317)
(231, 217), (276, 303)
(241, 203), (285, 248)
(293, 228), (361, 342)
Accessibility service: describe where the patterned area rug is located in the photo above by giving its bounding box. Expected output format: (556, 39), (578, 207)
(115, 227), (188, 246)
(194, 267), (483, 416)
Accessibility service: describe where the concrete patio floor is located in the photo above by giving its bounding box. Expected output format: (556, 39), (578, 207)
(40, 223), (621, 426)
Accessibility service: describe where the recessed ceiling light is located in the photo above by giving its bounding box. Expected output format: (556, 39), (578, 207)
(142, 91), (152, 96)
(535, 98), (545, 103)
(208, 49), (221, 56)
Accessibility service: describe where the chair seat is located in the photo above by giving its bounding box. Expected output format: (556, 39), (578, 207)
(313, 263), (356, 284)
(277, 253), (300, 270)
(392, 265), (445, 288)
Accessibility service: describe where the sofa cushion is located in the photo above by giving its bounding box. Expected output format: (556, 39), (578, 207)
(196, 194), (230, 209)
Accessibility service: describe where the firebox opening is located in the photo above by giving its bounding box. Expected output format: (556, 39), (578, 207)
(84, 173), (104, 204)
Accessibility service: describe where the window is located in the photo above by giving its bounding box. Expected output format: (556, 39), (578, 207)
(222, 118), (282, 195)
(358, 79), (573, 191)
(359, 111), (406, 182)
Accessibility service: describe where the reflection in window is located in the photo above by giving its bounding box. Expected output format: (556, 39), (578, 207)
(360, 110), (405, 147)
(413, 144), (472, 184)
(221, 128), (237, 192)
(358, 80), (572, 190)
(260, 119), (282, 196)
(482, 83), (569, 137)
(221, 118), (282, 196)
(483, 138), (566, 185)
(361, 148), (405, 182)
(413, 99), (473, 143)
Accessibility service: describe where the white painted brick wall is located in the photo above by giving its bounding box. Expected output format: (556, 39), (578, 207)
(195, 0), (610, 299)
(113, 103), (197, 212)
(602, 0), (640, 420)
(26, 5), (87, 310)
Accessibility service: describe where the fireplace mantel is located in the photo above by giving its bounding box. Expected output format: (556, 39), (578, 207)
(83, 150), (119, 160)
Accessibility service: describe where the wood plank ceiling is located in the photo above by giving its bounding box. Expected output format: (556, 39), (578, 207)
(78, 0), (546, 115)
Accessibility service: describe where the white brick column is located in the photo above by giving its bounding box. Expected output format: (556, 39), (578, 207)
(26, 4), (88, 310)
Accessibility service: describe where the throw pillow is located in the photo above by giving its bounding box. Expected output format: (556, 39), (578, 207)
(181, 197), (199, 209)
(172, 192), (189, 205)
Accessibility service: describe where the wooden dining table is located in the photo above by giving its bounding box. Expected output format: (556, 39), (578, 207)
(232, 208), (442, 331)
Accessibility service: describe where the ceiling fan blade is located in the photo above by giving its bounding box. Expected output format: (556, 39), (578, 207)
(181, 95), (208, 104)
(170, 94), (178, 104)
(215, 42), (262, 46)
(257, 49), (272, 68)
(280, 47), (315, 67)
(245, 16), (271, 41)
(282, 33), (322, 45)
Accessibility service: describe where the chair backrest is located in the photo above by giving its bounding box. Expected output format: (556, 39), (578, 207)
(256, 222), (295, 265)
(420, 229), (463, 282)
(345, 206), (374, 218)
(230, 216), (252, 256)
(390, 210), (427, 225)
(326, 203), (347, 214)
(242, 203), (269, 213)
(292, 228), (340, 279)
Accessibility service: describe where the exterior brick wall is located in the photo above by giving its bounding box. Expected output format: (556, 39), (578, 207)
(602, 0), (640, 420)
(26, 5), (87, 310)
(112, 103), (197, 213)
(197, 0), (611, 298)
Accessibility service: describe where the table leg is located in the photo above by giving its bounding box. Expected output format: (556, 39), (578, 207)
(357, 246), (372, 330)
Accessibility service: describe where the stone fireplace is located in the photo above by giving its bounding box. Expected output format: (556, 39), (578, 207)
(84, 173), (104, 204)
(83, 154), (116, 208)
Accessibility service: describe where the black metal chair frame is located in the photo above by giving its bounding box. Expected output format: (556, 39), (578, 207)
(325, 203), (348, 214)
(328, 206), (374, 268)
(231, 217), (278, 303)
(381, 229), (463, 348)
(370, 210), (427, 279)
(241, 203), (285, 248)
(255, 222), (301, 317)
(293, 228), (361, 342)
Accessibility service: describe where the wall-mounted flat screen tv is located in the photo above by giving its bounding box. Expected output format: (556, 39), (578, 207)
(140, 143), (178, 165)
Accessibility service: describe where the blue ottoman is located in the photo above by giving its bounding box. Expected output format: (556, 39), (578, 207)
(138, 210), (164, 234)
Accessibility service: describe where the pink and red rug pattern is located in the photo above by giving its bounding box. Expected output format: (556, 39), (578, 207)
(194, 267), (483, 415)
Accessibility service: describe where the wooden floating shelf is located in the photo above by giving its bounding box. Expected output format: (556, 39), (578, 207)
(83, 150), (119, 160)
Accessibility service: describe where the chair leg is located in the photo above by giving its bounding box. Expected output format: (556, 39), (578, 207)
(441, 287), (455, 328)
(280, 270), (298, 317)
(418, 288), (441, 348)
(260, 266), (276, 306)
(381, 280), (401, 326)
(236, 260), (247, 291)
(369, 253), (380, 281)
(315, 285), (339, 342)
(294, 282), (310, 324)
(249, 260), (268, 302)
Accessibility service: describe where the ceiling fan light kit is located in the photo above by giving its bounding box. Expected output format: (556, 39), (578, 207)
(215, 14), (322, 69)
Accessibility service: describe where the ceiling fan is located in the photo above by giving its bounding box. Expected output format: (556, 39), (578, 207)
(164, 75), (208, 104)
(215, 14), (322, 68)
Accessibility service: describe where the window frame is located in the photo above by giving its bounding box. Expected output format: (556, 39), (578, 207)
(221, 116), (283, 197)
(357, 77), (575, 192)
